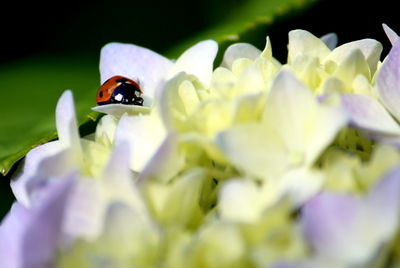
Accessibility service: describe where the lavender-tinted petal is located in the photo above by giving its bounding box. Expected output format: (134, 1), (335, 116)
(22, 174), (75, 268)
(366, 167), (400, 240)
(301, 168), (400, 265)
(377, 39), (400, 121)
(0, 203), (32, 268)
(320, 33), (338, 50)
(62, 178), (105, 241)
(11, 141), (62, 207)
(382, 24), (399, 46)
(341, 94), (400, 135)
(301, 193), (361, 263)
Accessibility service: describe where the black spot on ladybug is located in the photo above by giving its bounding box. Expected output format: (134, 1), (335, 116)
(97, 76), (143, 106)
(107, 82), (143, 105)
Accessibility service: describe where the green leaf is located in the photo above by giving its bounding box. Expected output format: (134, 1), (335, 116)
(166, 0), (318, 59)
(0, 0), (317, 177)
(0, 55), (101, 177)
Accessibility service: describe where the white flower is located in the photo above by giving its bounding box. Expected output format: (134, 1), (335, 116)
(92, 40), (218, 116)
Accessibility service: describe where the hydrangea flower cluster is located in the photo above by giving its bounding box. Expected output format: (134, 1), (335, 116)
(2, 25), (400, 268)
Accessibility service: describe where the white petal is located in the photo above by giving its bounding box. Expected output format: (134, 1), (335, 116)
(221, 43), (261, 68)
(262, 71), (315, 151)
(382, 23), (399, 45)
(333, 49), (370, 84)
(94, 114), (118, 145)
(100, 42), (173, 98)
(138, 132), (183, 183)
(167, 40), (218, 86)
(102, 143), (148, 216)
(325, 39), (382, 74)
(377, 39), (400, 121)
(96, 202), (159, 260)
(114, 114), (166, 172)
(218, 179), (266, 223)
(320, 33), (338, 50)
(341, 94), (400, 135)
(92, 104), (151, 118)
(288, 30), (331, 63)
(247, 168), (324, 210)
(56, 90), (81, 152)
(216, 123), (287, 179)
(263, 71), (348, 166)
(277, 168), (324, 206)
(260, 36), (273, 59)
(158, 72), (198, 128)
(146, 169), (205, 227)
(101, 142), (131, 182)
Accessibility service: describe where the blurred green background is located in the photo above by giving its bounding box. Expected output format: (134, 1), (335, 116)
(0, 0), (399, 218)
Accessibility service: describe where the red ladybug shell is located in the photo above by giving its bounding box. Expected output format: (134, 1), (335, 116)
(96, 75), (144, 106)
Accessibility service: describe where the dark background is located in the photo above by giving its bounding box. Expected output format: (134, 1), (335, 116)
(0, 0), (398, 217)
(0, 0), (398, 64)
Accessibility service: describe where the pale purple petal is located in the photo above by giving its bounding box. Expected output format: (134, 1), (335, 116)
(272, 261), (319, 268)
(167, 40), (218, 86)
(369, 135), (400, 147)
(63, 143), (141, 242)
(221, 43), (261, 68)
(341, 94), (400, 135)
(366, 167), (400, 240)
(12, 147), (80, 208)
(0, 203), (32, 268)
(301, 193), (361, 262)
(382, 24), (399, 45)
(62, 178), (105, 241)
(22, 174), (75, 268)
(320, 33), (338, 50)
(301, 168), (400, 265)
(100, 42), (173, 99)
(11, 91), (82, 207)
(11, 141), (62, 206)
(377, 39), (400, 121)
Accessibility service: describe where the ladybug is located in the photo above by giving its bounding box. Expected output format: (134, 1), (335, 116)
(96, 75), (144, 106)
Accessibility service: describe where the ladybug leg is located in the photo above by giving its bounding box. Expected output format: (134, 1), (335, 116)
(134, 97), (144, 106)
